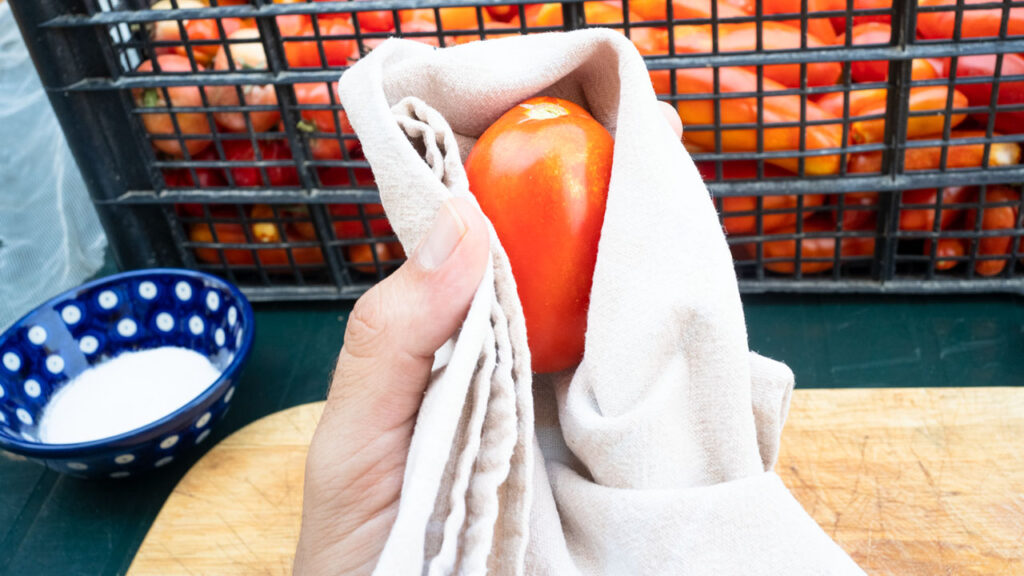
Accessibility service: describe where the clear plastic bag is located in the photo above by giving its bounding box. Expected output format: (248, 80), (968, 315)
(0, 2), (108, 331)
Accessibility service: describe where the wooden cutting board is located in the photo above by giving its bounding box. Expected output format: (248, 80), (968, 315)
(128, 387), (1024, 575)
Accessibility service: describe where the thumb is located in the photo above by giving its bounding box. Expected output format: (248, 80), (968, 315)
(326, 197), (491, 437)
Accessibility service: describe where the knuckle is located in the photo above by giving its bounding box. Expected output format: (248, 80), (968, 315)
(342, 285), (391, 360)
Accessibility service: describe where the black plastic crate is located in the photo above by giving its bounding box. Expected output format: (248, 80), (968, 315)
(9, 0), (1024, 300)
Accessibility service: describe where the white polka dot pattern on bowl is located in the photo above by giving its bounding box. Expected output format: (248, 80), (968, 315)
(98, 290), (118, 310)
(114, 454), (135, 465)
(3, 352), (21, 372)
(195, 412), (212, 429)
(155, 456), (174, 468)
(27, 326), (47, 346)
(16, 408), (33, 426)
(79, 335), (99, 355)
(195, 429), (211, 444)
(0, 412), (6, 423)
(188, 315), (204, 336)
(224, 386), (235, 403)
(23, 379), (41, 398)
(138, 281), (158, 300)
(109, 471), (131, 479)
(117, 318), (138, 338)
(160, 435), (179, 450)
(61, 305), (82, 325)
(0, 383), (5, 398)
(206, 291), (220, 311)
(156, 312), (174, 332)
(175, 281), (192, 301)
(227, 306), (237, 327)
(215, 328), (225, 347)
(67, 462), (88, 471)
(45, 355), (64, 374)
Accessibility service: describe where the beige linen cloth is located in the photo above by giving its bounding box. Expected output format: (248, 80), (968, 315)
(337, 29), (865, 575)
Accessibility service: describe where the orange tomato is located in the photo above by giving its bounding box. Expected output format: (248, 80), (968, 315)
(465, 97), (613, 373)
(629, 0), (751, 22)
(670, 22), (840, 87)
(345, 242), (402, 275)
(696, 161), (826, 234)
(133, 55), (212, 157)
(736, 214), (876, 274)
(816, 86), (968, 144)
(670, 67), (844, 175)
(189, 221), (325, 267)
(965, 187), (1021, 276)
(284, 18), (356, 68)
(846, 130), (1023, 173)
(177, 17), (245, 65)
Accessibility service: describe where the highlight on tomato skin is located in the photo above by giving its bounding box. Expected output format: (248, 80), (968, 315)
(465, 96), (613, 374)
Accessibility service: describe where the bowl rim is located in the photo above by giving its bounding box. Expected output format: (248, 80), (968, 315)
(0, 268), (255, 458)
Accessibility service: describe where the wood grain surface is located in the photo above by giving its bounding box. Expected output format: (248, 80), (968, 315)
(128, 387), (1024, 576)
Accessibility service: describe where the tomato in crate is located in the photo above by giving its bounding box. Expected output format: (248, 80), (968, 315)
(208, 29), (280, 133)
(133, 55), (213, 157)
(295, 83), (359, 160)
(222, 140), (299, 187)
(697, 161), (826, 235)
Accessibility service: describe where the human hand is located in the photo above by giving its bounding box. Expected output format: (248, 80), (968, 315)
(293, 101), (683, 576)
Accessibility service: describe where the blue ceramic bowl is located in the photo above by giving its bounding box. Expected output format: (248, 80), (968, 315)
(0, 269), (253, 479)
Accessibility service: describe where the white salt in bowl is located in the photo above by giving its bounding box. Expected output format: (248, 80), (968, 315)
(0, 269), (253, 479)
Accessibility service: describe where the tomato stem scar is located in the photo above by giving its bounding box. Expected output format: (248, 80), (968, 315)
(519, 102), (569, 121)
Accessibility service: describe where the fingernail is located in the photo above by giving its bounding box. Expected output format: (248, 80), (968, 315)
(415, 199), (467, 270)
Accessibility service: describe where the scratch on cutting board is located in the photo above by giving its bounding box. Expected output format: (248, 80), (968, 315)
(163, 542), (198, 576)
(848, 435), (870, 504)
(218, 511), (262, 564)
(246, 477), (285, 511)
(785, 465), (822, 516)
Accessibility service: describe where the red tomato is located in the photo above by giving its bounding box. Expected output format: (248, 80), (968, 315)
(317, 166), (394, 239)
(284, 18), (356, 68)
(848, 23), (891, 83)
(133, 55), (212, 157)
(465, 97), (613, 374)
(294, 82), (358, 159)
(350, 0), (396, 32)
(222, 139), (299, 187)
(209, 28), (280, 133)
(486, 4), (535, 22)
(928, 237), (968, 271)
(835, 192), (879, 231)
(329, 203), (393, 239)
(899, 187), (973, 232)
(164, 149), (227, 193)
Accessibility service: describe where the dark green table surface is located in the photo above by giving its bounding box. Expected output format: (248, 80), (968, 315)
(1, 292), (1023, 575)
